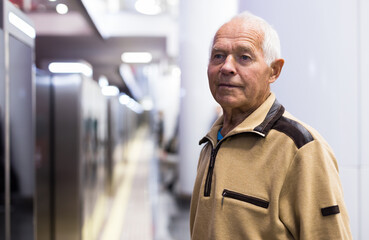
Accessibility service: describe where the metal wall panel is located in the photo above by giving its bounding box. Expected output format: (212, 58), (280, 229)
(35, 72), (52, 240)
(9, 33), (34, 240)
(80, 75), (107, 240)
(0, 2), (36, 239)
(53, 74), (82, 240)
(106, 96), (120, 195)
(51, 74), (107, 240)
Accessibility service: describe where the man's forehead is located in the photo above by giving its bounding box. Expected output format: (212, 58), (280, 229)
(213, 19), (264, 46)
(212, 29), (263, 51)
(218, 18), (261, 34)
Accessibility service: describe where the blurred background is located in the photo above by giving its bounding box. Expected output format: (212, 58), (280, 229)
(0, 0), (368, 239)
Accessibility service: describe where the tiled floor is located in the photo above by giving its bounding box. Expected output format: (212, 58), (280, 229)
(120, 160), (153, 240)
(99, 127), (190, 240)
(168, 197), (191, 240)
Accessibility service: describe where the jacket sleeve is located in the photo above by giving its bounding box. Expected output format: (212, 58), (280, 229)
(279, 140), (352, 240)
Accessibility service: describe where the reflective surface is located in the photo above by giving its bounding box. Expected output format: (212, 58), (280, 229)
(9, 31), (34, 240)
(35, 72), (52, 240)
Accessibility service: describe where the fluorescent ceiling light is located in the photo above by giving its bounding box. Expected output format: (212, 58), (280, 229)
(98, 75), (109, 87)
(102, 86), (120, 96)
(119, 94), (143, 114)
(56, 3), (69, 14)
(119, 94), (131, 105)
(8, 12), (36, 39)
(135, 0), (162, 15)
(119, 64), (142, 100)
(121, 52), (152, 63)
(48, 62), (93, 77)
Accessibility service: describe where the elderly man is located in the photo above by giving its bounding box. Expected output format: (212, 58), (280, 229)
(190, 11), (352, 239)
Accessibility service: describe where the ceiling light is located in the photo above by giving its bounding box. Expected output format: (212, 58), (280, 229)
(102, 86), (120, 96)
(56, 3), (68, 14)
(8, 12), (36, 39)
(119, 64), (142, 100)
(98, 75), (109, 87)
(119, 94), (131, 105)
(119, 94), (143, 114)
(121, 52), (152, 63)
(135, 0), (162, 15)
(48, 62), (93, 77)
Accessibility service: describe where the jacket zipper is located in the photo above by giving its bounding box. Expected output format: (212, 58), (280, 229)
(202, 130), (263, 197)
(222, 189), (269, 209)
(204, 145), (220, 197)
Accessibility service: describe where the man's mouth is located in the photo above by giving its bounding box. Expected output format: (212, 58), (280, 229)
(218, 83), (238, 88)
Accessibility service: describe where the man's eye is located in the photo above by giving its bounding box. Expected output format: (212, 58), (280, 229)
(241, 55), (251, 61)
(210, 54), (225, 63)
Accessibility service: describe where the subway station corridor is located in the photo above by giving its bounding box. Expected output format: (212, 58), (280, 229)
(98, 126), (190, 240)
(2, 0), (369, 239)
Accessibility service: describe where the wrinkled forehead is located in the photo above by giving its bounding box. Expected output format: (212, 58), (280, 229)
(213, 18), (264, 47)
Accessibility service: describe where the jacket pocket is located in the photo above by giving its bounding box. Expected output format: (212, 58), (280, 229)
(222, 189), (269, 209)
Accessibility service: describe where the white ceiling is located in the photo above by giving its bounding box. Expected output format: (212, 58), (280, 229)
(17, 0), (178, 96)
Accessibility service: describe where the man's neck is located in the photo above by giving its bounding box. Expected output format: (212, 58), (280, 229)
(220, 92), (272, 136)
(220, 109), (253, 136)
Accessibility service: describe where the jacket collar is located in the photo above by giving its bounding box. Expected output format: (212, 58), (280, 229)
(199, 92), (285, 146)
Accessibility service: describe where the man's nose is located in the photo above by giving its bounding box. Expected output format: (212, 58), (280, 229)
(220, 55), (236, 75)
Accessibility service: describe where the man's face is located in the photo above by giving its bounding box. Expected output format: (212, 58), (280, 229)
(208, 19), (273, 113)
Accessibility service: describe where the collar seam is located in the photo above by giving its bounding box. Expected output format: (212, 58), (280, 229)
(253, 100), (285, 136)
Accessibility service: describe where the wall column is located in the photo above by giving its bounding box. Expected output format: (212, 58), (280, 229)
(178, 0), (238, 195)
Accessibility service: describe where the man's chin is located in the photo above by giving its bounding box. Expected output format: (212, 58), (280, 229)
(215, 98), (243, 109)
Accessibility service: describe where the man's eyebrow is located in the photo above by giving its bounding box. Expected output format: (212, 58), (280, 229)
(211, 47), (224, 52)
(236, 46), (253, 53)
(211, 46), (254, 53)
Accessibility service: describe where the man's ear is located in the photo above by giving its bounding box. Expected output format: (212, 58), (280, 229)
(269, 58), (284, 83)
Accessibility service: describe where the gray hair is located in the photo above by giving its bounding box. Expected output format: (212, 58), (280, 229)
(232, 11), (282, 66)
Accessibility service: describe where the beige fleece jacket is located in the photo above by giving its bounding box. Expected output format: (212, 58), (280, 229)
(190, 93), (352, 240)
